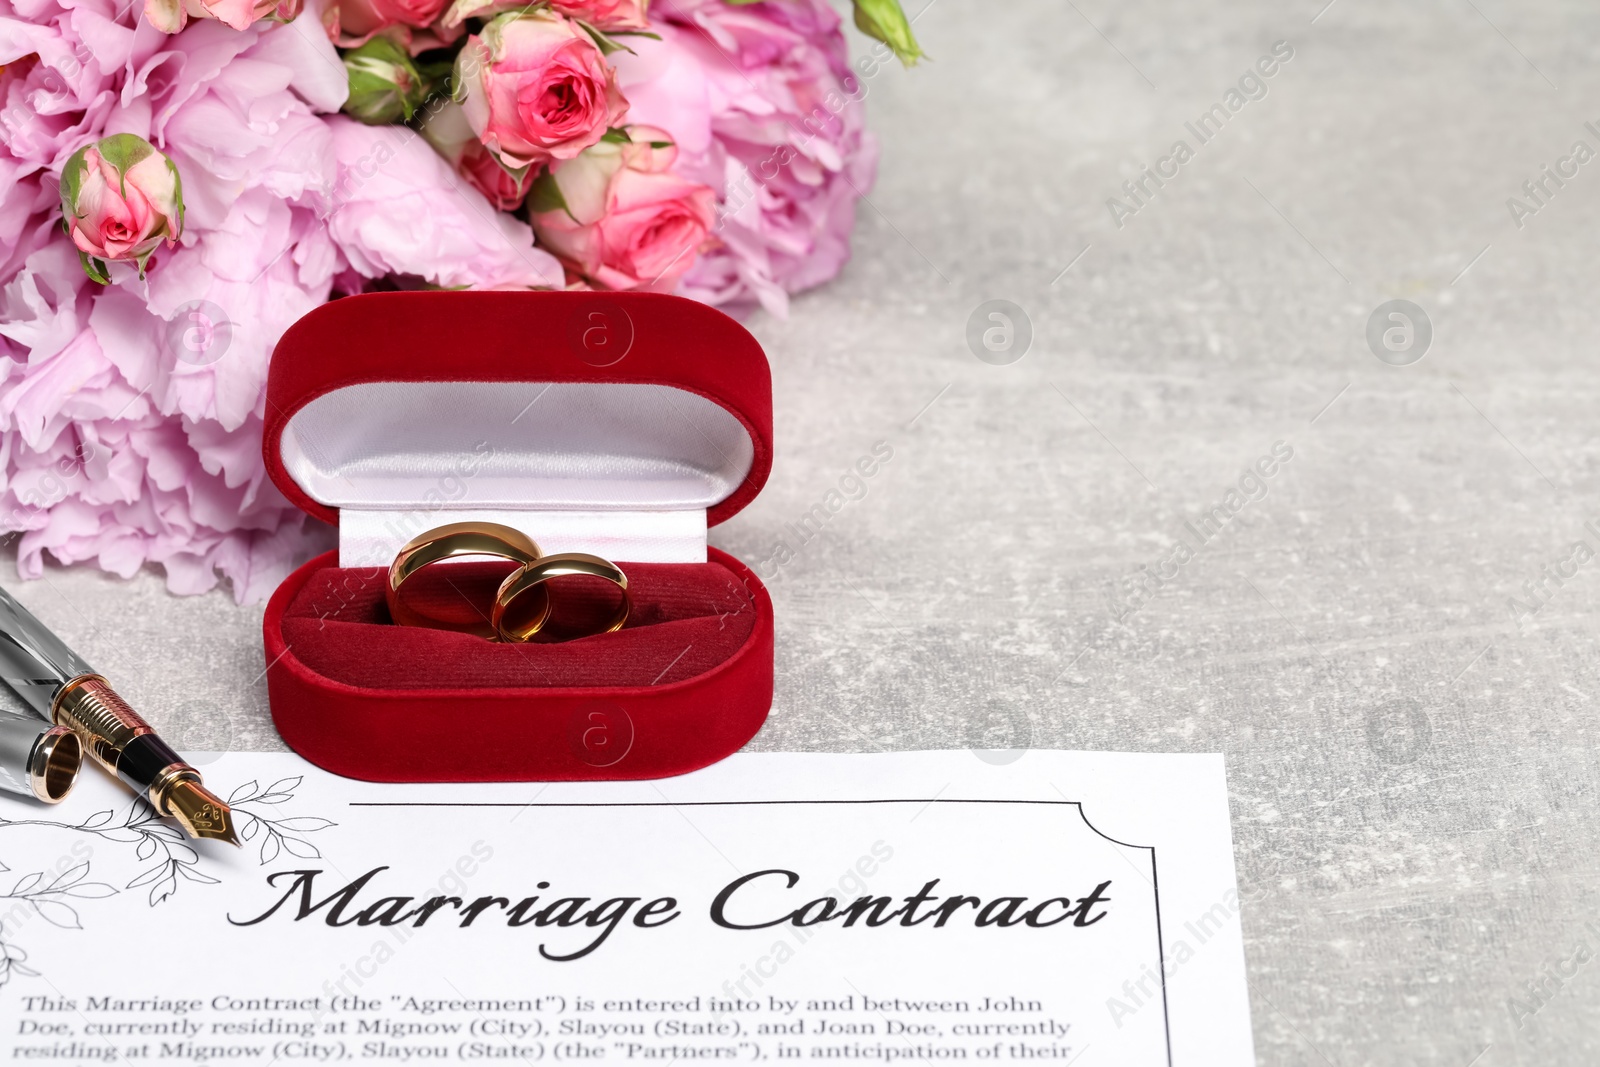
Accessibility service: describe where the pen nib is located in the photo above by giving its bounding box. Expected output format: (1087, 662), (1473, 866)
(165, 779), (240, 845)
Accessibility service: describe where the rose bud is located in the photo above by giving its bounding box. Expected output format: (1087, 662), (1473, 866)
(458, 141), (533, 210)
(342, 37), (429, 124)
(453, 10), (627, 171)
(59, 134), (184, 283)
(528, 126), (715, 292)
(852, 0), (924, 65)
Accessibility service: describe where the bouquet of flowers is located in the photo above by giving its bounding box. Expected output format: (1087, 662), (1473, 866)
(0, 0), (917, 601)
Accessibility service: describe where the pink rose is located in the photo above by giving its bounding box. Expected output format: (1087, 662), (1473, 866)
(443, 0), (647, 32)
(551, 0), (649, 31)
(418, 101), (535, 211)
(458, 141), (534, 210)
(143, 0), (300, 33)
(59, 135), (184, 283)
(454, 10), (628, 170)
(333, 0), (450, 39)
(529, 127), (715, 292)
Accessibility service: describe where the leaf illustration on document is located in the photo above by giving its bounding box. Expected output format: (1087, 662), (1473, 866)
(230, 776), (336, 865)
(0, 769), (335, 994)
(0, 861), (116, 990)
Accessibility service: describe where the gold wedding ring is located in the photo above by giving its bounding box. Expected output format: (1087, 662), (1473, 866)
(387, 521), (547, 640)
(493, 553), (631, 643)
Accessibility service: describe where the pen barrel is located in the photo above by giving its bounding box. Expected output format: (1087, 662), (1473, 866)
(53, 675), (193, 806)
(0, 586), (94, 719)
(0, 711), (82, 803)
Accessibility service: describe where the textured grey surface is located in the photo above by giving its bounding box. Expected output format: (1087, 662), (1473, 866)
(5, 0), (1600, 1063)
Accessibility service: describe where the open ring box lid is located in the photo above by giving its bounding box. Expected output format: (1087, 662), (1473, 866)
(261, 290), (774, 782)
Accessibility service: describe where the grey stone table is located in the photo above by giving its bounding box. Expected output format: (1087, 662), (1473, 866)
(5, 1), (1599, 1063)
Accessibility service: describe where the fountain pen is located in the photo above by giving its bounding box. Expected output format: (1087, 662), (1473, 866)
(0, 585), (238, 843)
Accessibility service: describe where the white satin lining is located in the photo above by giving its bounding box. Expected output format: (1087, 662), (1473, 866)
(339, 509), (708, 566)
(278, 381), (753, 565)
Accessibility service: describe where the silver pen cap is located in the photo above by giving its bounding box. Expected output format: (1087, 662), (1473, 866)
(0, 710), (81, 802)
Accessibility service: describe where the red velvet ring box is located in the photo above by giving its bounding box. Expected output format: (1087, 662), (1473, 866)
(260, 290), (774, 782)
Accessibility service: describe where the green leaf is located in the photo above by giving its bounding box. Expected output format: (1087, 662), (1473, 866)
(93, 133), (156, 176)
(77, 250), (110, 285)
(577, 19), (636, 56)
(853, 0), (924, 66)
(599, 127), (631, 144)
(58, 145), (90, 213)
(167, 156), (184, 237)
(526, 169), (572, 220)
(501, 160), (533, 185)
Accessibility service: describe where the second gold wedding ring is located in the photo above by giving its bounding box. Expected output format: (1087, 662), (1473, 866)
(494, 553), (631, 643)
(387, 522), (547, 640)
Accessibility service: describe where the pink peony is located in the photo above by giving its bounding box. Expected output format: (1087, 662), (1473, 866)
(529, 126), (714, 292)
(323, 117), (564, 290)
(614, 0), (877, 316)
(59, 136), (183, 281)
(454, 10), (627, 171)
(1, 4), (348, 601)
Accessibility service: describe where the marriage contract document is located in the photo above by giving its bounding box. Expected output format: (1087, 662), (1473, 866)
(0, 751), (1254, 1065)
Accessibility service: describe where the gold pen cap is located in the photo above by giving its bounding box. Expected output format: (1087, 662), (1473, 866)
(0, 712), (82, 803)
